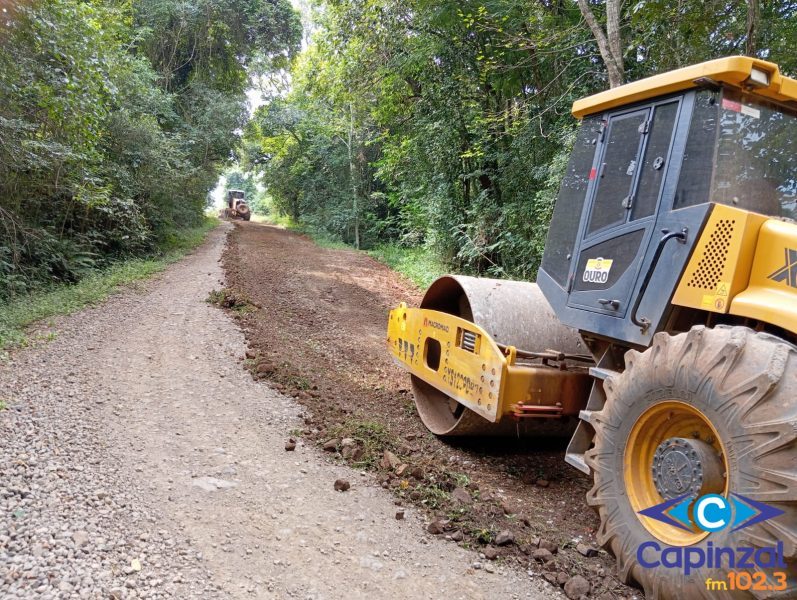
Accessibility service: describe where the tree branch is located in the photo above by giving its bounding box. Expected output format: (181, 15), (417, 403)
(576, 0), (624, 88)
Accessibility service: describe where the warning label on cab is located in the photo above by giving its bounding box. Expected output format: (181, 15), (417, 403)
(701, 280), (731, 312)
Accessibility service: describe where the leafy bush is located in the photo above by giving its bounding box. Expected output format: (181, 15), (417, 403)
(0, 0), (301, 301)
(0, 218), (217, 349)
(243, 0), (796, 282)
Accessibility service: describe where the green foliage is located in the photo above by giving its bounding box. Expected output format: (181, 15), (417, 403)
(247, 194), (272, 216)
(327, 419), (397, 469)
(472, 528), (494, 545)
(0, 0), (301, 300)
(451, 472), (471, 488)
(205, 287), (257, 313)
(268, 214), (352, 249)
(367, 245), (448, 290)
(225, 171), (259, 201)
(417, 483), (451, 510)
(244, 0), (795, 281)
(0, 218), (218, 350)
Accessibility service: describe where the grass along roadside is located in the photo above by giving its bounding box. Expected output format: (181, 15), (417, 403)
(366, 245), (448, 289)
(261, 214), (448, 289)
(263, 213), (349, 250)
(0, 217), (219, 351)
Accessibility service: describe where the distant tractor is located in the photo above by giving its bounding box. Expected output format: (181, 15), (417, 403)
(388, 57), (797, 598)
(222, 189), (251, 221)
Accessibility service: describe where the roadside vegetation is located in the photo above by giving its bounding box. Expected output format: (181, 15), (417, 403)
(0, 0), (301, 303)
(0, 218), (218, 350)
(3, 0), (796, 325)
(240, 1), (796, 282)
(267, 213), (351, 250)
(263, 211), (446, 287)
(366, 246), (448, 290)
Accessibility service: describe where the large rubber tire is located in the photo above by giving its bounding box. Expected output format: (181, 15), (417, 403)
(587, 326), (797, 599)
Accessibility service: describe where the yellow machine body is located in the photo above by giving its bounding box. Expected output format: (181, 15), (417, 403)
(386, 304), (591, 425)
(386, 56), (797, 599)
(572, 56), (797, 118)
(672, 204), (797, 334)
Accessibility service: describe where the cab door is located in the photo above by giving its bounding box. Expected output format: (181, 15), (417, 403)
(567, 99), (681, 317)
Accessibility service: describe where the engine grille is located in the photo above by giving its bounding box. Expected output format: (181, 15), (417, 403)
(686, 219), (737, 291)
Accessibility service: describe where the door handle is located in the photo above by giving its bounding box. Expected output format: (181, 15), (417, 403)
(598, 299), (620, 310)
(631, 228), (688, 333)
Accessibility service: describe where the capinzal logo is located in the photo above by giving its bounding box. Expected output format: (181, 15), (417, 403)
(636, 494), (786, 575)
(640, 493), (783, 533)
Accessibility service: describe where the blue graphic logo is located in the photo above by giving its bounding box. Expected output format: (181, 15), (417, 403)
(636, 494), (788, 575)
(638, 493), (784, 533)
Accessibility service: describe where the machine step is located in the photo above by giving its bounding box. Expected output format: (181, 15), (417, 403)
(510, 404), (564, 419)
(564, 453), (590, 474)
(589, 366), (620, 381)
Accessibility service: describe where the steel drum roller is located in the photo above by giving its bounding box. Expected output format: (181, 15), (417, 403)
(412, 275), (587, 436)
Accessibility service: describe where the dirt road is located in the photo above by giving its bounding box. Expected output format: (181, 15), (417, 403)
(223, 222), (637, 599)
(0, 223), (561, 599)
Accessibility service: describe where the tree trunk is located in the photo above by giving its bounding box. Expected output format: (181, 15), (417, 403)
(348, 103), (360, 250)
(577, 0), (624, 88)
(745, 0), (759, 56)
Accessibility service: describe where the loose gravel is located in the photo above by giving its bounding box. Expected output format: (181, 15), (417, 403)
(0, 224), (561, 599)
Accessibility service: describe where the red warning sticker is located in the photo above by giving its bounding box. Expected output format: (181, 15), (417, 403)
(588, 167), (597, 181)
(722, 98), (742, 113)
(721, 98), (761, 119)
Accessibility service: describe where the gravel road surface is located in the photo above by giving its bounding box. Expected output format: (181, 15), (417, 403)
(0, 224), (560, 599)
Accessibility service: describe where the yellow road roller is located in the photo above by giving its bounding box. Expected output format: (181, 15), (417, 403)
(387, 57), (797, 599)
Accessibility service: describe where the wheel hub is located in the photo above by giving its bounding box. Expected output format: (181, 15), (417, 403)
(652, 437), (724, 500)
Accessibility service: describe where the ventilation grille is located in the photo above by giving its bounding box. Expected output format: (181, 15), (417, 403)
(461, 330), (478, 353)
(687, 219), (736, 290)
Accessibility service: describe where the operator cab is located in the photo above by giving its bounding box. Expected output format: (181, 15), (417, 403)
(227, 189), (246, 208)
(538, 57), (797, 347)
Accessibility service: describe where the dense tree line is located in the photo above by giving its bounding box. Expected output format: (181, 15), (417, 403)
(0, 0), (300, 300)
(244, 0), (796, 280)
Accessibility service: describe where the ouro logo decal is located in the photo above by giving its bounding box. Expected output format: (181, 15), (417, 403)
(636, 494), (790, 592)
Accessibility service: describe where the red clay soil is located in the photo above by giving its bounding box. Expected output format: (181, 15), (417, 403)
(220, 221), (641, 599)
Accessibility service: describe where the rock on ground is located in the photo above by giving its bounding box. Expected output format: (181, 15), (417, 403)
(564, 575), (591, 599)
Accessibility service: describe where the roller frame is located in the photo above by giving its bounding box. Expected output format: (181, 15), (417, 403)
(387, 277), (592, 435)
